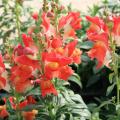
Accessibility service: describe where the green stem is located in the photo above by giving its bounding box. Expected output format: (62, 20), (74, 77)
(15, 1), (21, 40)
(109, 33), (119, 105)
(53, 0), (59, 35)
(15, 92), (21, 120)
(47, 96), (55, 120)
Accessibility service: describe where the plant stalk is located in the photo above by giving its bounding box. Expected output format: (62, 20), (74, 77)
(109, 33), (119, 105)
(15, 0), (21, 39)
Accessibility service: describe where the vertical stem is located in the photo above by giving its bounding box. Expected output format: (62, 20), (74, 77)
(15, 93), (21, 120)
(52, 0), (59, 35)
(14, 1), (22, 119)
(109, 33), (119, 105)
(15, 0), (21, 39)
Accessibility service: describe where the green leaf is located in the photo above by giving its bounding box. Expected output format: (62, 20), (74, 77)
(80, 41), (93, 50)
(106, 83), (116, 96)
(25, 87), (40, 96)
(68, 73), (82, 88)
(109, 73), (115, 84)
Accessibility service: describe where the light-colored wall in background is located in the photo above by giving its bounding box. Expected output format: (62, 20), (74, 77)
(24, 0), (101, 12)
(61, 0), (100, 12)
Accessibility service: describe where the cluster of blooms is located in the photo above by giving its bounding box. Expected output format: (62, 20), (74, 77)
(0, 4), (82, 119)
(0, 96), (37, 119)
(86, 16), (120, 68)
(1, 1), (119, 119)
(11, 11), (82, 97)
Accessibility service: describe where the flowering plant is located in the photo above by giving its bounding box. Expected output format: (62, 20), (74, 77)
(0, 0), (120, 120)
(0, 0), (91, 120)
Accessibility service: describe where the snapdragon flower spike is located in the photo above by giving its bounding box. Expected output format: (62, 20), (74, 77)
(86, 16), (110, 68)
(12, 9), (82, 97)
(0, 54), (6, 89)
(86, 16), (109, 47)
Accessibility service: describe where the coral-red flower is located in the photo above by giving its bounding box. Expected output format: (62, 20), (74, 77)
(32, 12), (39, 21)
(17, 99), (38, 120)
(65, 40), (82, 64)
(0, 54), (6, 90)
(59, 66), (73, 80)
(41, 12), (50, 32)
(0, 54), (5, 74)
(0, 77), (6, 90)
(0, 106), (9, 119)
(40, 78), (57, 97)
(112, 17), (120, 35)
(59, 12), (82, 30)
(15, 55), (39, 70)
(51, 38), (62, 49)
(10, 65), (33, 93)
(87, 41), (107, 69)
(86, 16), (108, 32)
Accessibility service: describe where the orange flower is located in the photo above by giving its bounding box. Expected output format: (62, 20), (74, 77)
(22, 34), (38, 53)
(59, 66), (73, 80)
(0, 54), (6, 90)
(15, 55), (39, 70)
(59, 12), (81, 39)
(87, 41), (107, 69)
(43, 52), (72, 79)
(10, 65), (33, 93)
(40, 79), (57, 97)
(51, 38), (62, 49)
(65, 40), (82, 64)
(22, 110), (38, 120)
(59, 12), (82, 30)
(0, 77), (6, 90)
(86, 16), (111, 68)
(18, 98), (38, 120)
(0, 105), (9, 119)
(15, 81), (32, 93)
(87, 33), (109, 48)
(71, 48), (82, 64)
(112, 17), (120, 35)
(0, 54), (5, 74)
(86, 16), (108, 32)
